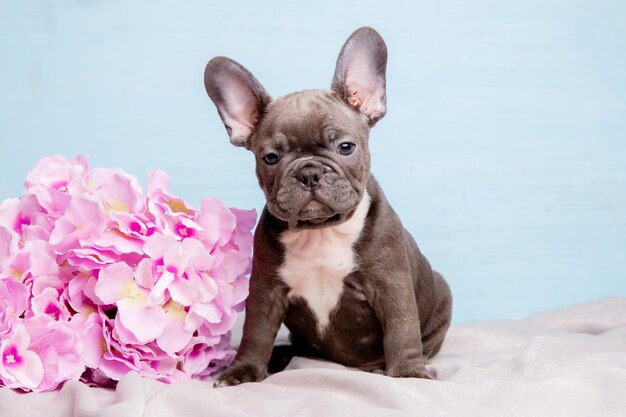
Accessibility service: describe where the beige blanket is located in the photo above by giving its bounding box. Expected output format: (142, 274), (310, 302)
(1, 297), (625, 417)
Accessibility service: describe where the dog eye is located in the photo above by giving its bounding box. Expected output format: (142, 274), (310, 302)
(338, 142), (356, 155)
(262, 153), (280, 165)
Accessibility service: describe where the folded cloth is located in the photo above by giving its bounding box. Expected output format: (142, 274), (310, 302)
(1, 297), (625, 417)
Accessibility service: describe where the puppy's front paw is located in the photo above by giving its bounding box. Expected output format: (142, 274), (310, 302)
(385, 362), (434, 380)
(214, 362), (268, 387)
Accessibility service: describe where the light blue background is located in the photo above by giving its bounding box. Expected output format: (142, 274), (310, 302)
(1, 1), (624, 323)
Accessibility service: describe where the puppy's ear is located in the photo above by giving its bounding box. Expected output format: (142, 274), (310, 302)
(331, 27), (388, 126)
(204, 57), (272, 148)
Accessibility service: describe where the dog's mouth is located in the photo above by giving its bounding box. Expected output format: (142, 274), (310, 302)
(302, 199), (325, 212)
(287, 196), (350, 229)
(292, 198), (342, 229)
(295, 213), (342, 229)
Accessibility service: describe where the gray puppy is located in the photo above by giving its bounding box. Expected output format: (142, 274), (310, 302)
(204, 27), (452, 387)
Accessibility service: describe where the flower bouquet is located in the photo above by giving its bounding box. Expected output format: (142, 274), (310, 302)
(0, 156), (255, 392)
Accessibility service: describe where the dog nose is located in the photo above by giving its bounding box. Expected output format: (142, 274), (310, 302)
(298, 166), (324, 190)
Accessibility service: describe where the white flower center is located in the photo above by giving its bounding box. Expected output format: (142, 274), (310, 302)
(179, 227), (188, 236)
(5, 354), (16, 364)
(128, 289), (139, 299)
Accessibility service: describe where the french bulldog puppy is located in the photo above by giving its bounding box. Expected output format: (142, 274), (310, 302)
(205, 27), (452, 387)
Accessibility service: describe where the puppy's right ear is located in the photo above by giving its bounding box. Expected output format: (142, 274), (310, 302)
(204, 57), (272, 148)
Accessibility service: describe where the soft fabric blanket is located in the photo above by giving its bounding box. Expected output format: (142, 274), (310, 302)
(1, 297), (625, 417)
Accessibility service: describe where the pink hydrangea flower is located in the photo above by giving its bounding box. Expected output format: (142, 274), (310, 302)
(23, 316), (87, 392)
(49, 194), (107, 253)
(146, 170), (202, 239)
(0, 195), (51, 243)
(4, 239), (59, 282)
(87, 167), (144, 214)
(0, 324), (45, 390)
(0, 155), (255, 392)
(0, 278), (29, 336)
(23, 155), (89, 216)
(95, 262), (167, 343)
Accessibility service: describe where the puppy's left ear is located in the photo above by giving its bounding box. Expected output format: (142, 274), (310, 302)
(331, 27), (388, 126)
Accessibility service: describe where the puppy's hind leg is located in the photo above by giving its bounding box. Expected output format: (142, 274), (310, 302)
(267, 333), (322, 374)
(421, 271), (452, 359)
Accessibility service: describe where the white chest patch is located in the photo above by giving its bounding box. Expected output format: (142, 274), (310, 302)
(278, 191), (371, 330)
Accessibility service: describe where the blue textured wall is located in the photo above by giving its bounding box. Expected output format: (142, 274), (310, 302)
(1, 1), (625, 322)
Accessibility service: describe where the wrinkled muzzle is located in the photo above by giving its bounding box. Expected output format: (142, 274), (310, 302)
(267, 157), (361, 226)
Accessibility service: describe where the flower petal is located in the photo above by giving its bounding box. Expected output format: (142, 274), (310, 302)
(147, 169), (170, 194)
(163, 244), (186, 275)
(190, 302), (222, 324)
(116, 300), (167, 343)
(48, 217), (77, 248)
(0, 227), (18, 270)
(24, 155), (89, 192)
(181, 238), (214, 271)
(92, 230), (145, 255)
(88, 168), (144, 213)
(98, 356), (135, 381)
(168, 278), (197, 306)
(0, 278), (30, 316)
(72, 313), (103, 369)
(95, 263), (135, 304)
(156, 321), (193, 354)
(10, 350), (45, 389)
(217, 250), (249, 283)
(143, 234), (177, 260)
(134, 258), (154, 289)
(197, 198), (237, 249)
(146, 270), (175, 307)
